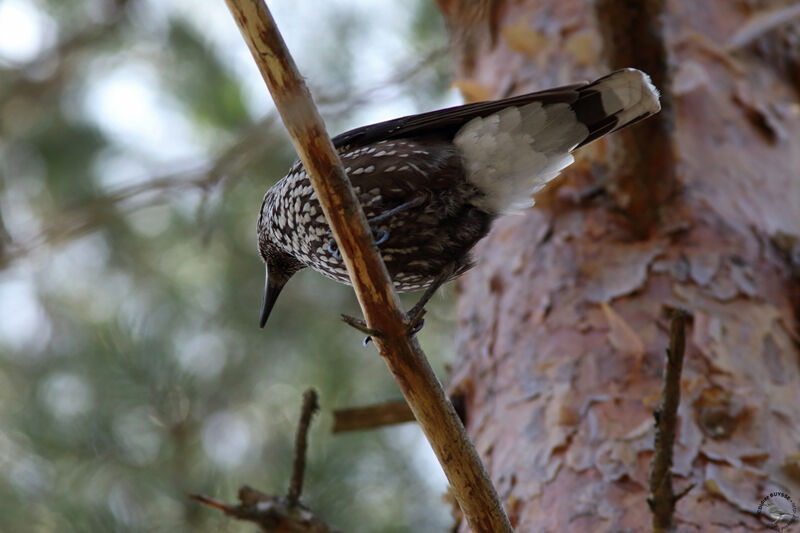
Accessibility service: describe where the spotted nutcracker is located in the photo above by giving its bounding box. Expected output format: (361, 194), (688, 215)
(257, 68), (661, 328)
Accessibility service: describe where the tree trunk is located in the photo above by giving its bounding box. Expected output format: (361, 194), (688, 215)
(438, 0), (800, 531)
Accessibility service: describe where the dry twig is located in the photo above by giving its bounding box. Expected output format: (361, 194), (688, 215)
(332, 400), (415, 433)
(288, 389), (319, 507)
(648, 309), (692, 533)
(191, 486), (341, 533)
(332, 393), (467, 433)
(191, 388), (338, 532)
(223, 1), (512, 531)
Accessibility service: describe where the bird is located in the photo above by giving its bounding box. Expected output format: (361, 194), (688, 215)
(257, 68), (661, 329)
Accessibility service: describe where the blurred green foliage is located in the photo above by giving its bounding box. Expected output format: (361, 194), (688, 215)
(0, 0), (458, 531)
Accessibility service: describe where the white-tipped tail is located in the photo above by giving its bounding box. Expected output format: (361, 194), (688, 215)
(593, 68), (661, 133)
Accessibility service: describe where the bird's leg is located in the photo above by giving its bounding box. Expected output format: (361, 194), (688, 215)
(366, 196), (425, 226)
(405, 263), (455, 335)
(338, 196), (431, 344)
(364, 196), (425, 248)
(341, 263), (455, 345)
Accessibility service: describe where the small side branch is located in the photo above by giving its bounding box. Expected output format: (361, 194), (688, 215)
(191, 389), (336, 532)
(595, 0), (677, 237)
(333, 394), (467, 433)
(333, 400), (415, 433)
(191, 486), (341, 533)
(648, 309), (691, 533)
(288, 388), (319, 507)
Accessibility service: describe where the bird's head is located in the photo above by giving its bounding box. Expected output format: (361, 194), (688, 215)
(257, 238), (304, 328)
(257, 193), (305, 329)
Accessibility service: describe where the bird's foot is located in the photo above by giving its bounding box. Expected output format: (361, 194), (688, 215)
(373, 229), (389, 245)
(405, 305), (426, 336)
(340, 262), (455, 345)
(340, 309), (425, 346)
(324, 195), (425, 257)
(399, 262), (454, 336)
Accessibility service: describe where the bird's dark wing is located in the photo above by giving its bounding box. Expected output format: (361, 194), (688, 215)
(332, 69), (660, 152)
(331, 83), (585, 149)
(340, 137), (466, 212)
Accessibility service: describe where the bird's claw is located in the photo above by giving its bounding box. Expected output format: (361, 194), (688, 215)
(327, 240), (341, 260)
(341, 307), (425, 346)
(374, 229), (389, 245)
(405, 307), (426, 336)
(407, 317), (425, 336)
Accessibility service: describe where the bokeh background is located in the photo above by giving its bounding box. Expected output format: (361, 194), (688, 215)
(0, 0), (462, 530)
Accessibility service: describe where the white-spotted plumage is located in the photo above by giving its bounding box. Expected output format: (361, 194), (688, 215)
(256, 69), (662, 328)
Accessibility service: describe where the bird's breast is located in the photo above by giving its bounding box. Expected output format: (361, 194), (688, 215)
(261, 141), (493, 291)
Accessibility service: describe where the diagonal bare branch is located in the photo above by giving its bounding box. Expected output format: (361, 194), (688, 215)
(223, 1), (512, 531)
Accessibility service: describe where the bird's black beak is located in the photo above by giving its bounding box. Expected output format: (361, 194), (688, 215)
(259, 266), (285, 329)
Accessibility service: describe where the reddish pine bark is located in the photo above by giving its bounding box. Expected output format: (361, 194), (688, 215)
(438, 0), (800, 531)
